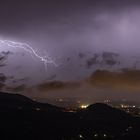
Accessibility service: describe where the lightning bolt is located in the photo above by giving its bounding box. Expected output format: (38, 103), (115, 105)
(0, 39), (57, 68)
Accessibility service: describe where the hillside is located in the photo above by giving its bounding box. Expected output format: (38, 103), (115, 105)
(0, 92), (140, 140)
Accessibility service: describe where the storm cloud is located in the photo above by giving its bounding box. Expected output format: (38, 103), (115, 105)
(1, 0), (140, 100)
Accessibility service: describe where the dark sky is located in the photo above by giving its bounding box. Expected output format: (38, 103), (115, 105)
(1, 0), (140, 51)
(0, 0), (139, 35)
(1, 0), (140, 100)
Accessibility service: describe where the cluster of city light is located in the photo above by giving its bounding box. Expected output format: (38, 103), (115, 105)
(0, 39), (57, 68)
(120, 104), (136, 108)
(78, 133), (108, 139)
(80, 104), (89, 109)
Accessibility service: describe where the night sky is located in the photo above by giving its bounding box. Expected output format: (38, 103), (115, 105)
(1, 0), (140, 101)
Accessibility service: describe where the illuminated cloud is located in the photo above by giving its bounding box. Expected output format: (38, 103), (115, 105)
(6, 84), (26, 92)
(88, 69), (140, 91)
(37, 81), (81, 92)
(29, 69), (140, 100)
(1, 0), (140, 101)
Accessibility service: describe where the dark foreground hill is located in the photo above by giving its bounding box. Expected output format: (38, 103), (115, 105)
(0, 92), (140, 140)
(0, 91), (63, 111)
(79, 103), (132, 120)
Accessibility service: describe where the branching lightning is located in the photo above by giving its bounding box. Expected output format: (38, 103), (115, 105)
(0, 39), (57, 68)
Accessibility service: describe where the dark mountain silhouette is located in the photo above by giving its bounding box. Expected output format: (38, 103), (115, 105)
(77, 103), (140, 139)
(0, 92), (140, 140)
(84, 103), (132, 120)
(0, 91), (63, 111)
